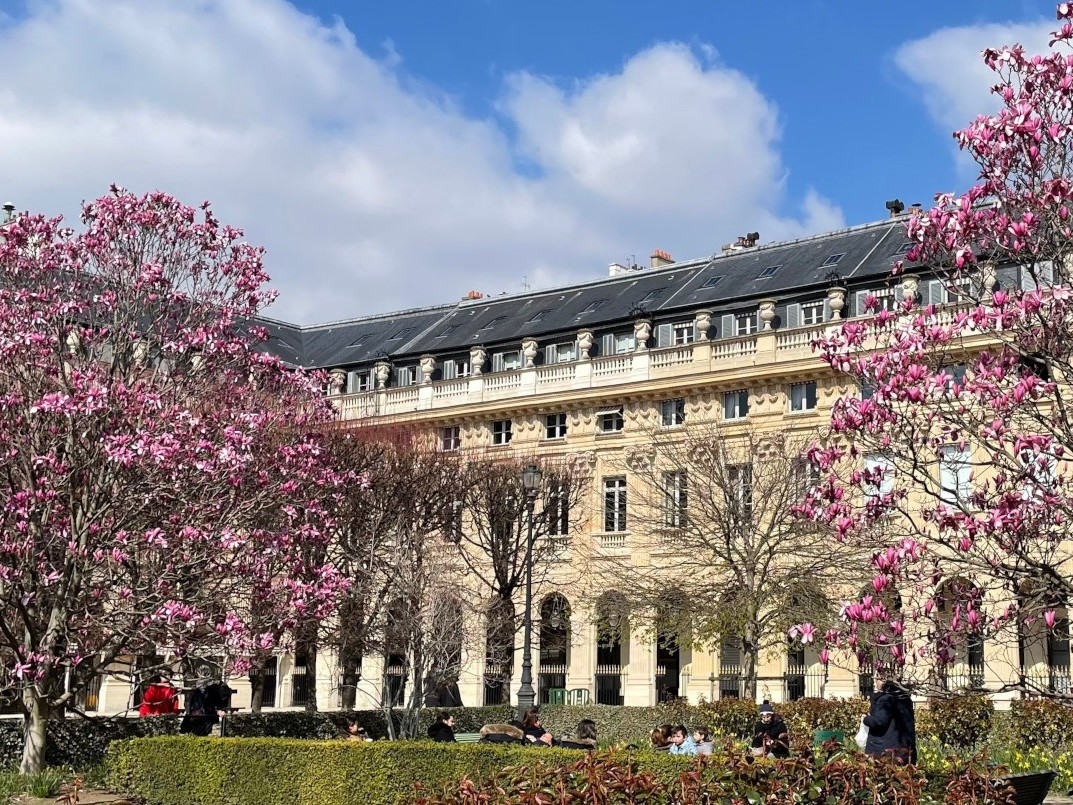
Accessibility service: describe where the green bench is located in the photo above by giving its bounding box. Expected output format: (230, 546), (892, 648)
(455, 732), (481, 743)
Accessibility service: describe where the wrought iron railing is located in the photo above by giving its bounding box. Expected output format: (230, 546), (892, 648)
(381, 664), (407, 707)
(261, 657), (277, 708)
(291, 661), (313, 707)
(784, 666), (825, 701)
(1024, 666), (1071, 695)
(718, 665), (743, 699)
(939, 664), (985, 692)
(483, 662), (511, 706)
(595, 664), (623, 705)
(655, 665), (680, 701)
(538, 663), (567, 705)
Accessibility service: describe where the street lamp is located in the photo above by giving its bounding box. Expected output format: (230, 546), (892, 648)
(516, 463), (543, 719)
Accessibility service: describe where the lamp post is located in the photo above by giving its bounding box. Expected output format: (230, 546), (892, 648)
(516, 463), (543, 720)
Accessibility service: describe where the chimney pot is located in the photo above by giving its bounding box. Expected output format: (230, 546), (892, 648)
(885, 199), (905, 218)
(650, 249), (674, 268)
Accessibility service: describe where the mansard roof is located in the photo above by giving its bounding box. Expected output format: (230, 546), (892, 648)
(258, 216), (917, 369)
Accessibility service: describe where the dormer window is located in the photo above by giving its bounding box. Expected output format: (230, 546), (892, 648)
(757, 265), (781, 279)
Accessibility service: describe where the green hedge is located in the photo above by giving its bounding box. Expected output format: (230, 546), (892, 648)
(109, 737), (675, 805)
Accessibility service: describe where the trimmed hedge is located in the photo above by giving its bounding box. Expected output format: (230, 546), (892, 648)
(1008, 698), (1073, 750)
(110, 737), (1014, 805)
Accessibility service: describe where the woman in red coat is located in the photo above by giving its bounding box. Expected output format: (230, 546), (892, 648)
(139, 674), (179, 716)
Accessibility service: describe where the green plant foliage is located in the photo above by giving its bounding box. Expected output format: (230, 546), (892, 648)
(1008, 698), (1073, 751)
(917, 694), (994, 749)
(24, 766), (65, 797)
(695, 697), (760, 738)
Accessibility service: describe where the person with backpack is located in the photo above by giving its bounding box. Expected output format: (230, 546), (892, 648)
(862, 680), (917, 764)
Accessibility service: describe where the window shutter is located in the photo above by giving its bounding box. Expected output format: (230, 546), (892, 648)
(492, 353), (505, 373)
(656, 323), (672, 347)
(752, 312), (760, 332)
(442, 360), (457, 381)
(346, 370), (359, 394)
(854, 290), (869, 317)
(785, 303), (801, 329)
(544, 345), (555, 365)
(924, 280), (945, 307)
(601, 334), (615, 357)
(822, 299), (831, 321)
(720, 314), (734, 338)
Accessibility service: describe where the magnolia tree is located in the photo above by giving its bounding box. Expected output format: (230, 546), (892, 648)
(798, 7), (1073, 697)
(0, 188), (347, 772)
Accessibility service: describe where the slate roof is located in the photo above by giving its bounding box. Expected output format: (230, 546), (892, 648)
(257, 216), (916, 370)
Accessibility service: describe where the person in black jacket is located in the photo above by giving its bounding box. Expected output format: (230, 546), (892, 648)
(863, 680), (917, 764)
(427, 713), (456, 742)
(556, 719), (598, 750)
(751, 703), (790, 758)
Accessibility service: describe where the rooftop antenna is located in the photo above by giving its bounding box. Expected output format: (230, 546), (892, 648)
(521, 274), (531, 292)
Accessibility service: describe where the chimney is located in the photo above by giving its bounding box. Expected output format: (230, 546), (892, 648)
(909, 203), (923, 214)
(722, 233), (760, 254)
(885, 199), (905, 218)
(462, 290), (484, 300)
(608, 262), (630, 277)
(650, 249), (674, 268)
(2, 203), (14, 224)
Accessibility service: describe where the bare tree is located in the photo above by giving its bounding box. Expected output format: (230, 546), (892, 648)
(596, 421), (870, 700)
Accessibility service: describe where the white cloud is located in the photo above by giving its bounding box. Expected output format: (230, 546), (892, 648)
(0, 0), (842, 324)
(894, 19), (1055, 138)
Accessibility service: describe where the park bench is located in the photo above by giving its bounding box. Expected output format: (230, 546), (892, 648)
(455, 732), (481, 743)
(997, 770), (1056, 805)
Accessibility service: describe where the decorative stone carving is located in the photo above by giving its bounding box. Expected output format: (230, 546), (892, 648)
(900, 274), (919, 306)
(758, 299), (776, 331)
(521, 337), (539, 369)
(190, 353), (205, 374)
(65, 329), (81, 355)
(419, 354), (436, 384)
(826, 286), (846, 321)
(568, 450), (598, 478)
(756, 433), (785, 460)
(576, 329), (594, 360)
(624, 445), (655, 472)
(328, 368), (347, 395)
(694, 309), (713, 341)
(981, 263), (997, 301)
(633, 317), (652, 351)
(469, 346), (487, 376)
(133, 339), (149, 366)
(374, 360), (391, 390)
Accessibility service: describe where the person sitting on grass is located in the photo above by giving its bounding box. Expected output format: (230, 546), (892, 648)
(751, 703), (789, 758)
(556, 719), (598, 750)
(692, 725), (714, 756)
(667, 725), (697, 756)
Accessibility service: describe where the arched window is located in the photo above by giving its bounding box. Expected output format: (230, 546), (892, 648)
(1018, 582), (1070, 694)
(538, 593), (570, 704)
(483, 598), (515, 706)
(655, 589), (691, 702)
(934, 579), (986, 691)
(594, 591), (628, 705)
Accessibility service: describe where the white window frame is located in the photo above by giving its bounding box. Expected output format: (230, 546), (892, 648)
(939, 445), (972, 506)
(545, 413), (568, 440)
(491, 419), (513, 446)
(735, 313), (757, 336)
(439, 425), (461, 452)
(789, 381), (818, 412)
(614, 332), (636, 354)
(727, 463), (753, 520)
(603, 476), (628, 533)
(873, 287), (898, 313)
(547, 480), (570, 537)
(723, 389), (749, 421)
(672, 322), (695, 345)
(597, 407), (625, 434)
(863, 453), (894, 500)
(659, 398), (685, 428)
(500, 351), (522, 371)
(662, 471), (688, 528)
(553, 342), (578, 363)
(801, 301), (825, 326)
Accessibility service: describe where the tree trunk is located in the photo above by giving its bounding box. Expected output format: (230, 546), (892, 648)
(340, 664), (359, 710)
(249, 665), (265, 714)
(21, 690), (50, 775)
(303, 644), (318, 712)
(742, 624), (759, 702)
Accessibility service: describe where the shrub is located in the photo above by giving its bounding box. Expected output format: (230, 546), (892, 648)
(695, 697), (758, 738)
(1009, 698), (1073, 750)
(538, 702), (693, 746)
(918, 694), (994, 749)
(779, 697), (869, 736)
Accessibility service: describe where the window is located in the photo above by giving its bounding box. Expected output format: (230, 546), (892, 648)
(545, 413), (568, 439)
(893, 242), (914, 255)
(801, 301), (825, 326)
(580, 299), (606, 315)
(614, 332), (636, 354)
(388, 327), (414, 341)
(527, 309), (551, 323)
(789, 381), (818, 412)
(479, 316), (506, 331)
(723, 389), (749, 421)
(735, 313), (757, 336)
(436, 325), (459, 338)
(873, 287), (898, 312)
(821, 253), (845, 267)
(701, 276), (724, 289)
(939, 363), (968, 394)
(939, 445), (972, 506)
(672, 322), (695, 345)
(547, 481), (570, 537)
(863, 454), (894, 500)
(551, 342), (577, 363)
(603, 476), (627, 532)
(727, 464), (753, 521)
(347, 333), (373, 347)
(598, 407), (625, 433)
(492, 351), (522, 372)
(663, 471), (688, 528)
(491, 419), (513, 446)
(639, 287), (666, 304)
(346, 370), (371, 394)
(791, 459), (821, 496)
(757, 265), (781, 279)
(860, 381), (874, 400)
(394, 366), (417, 386)
(446, 500), (463, 542)
(660, 398), (686, 427)
(442, 358), (470, 380)
(439, 426), (461, 452)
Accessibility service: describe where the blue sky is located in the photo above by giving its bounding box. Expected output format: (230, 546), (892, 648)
(0, 0), (1061, 323)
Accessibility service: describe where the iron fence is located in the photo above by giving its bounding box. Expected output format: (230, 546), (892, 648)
(483, 662), (510, 706)
(538, 663), (567, 705)
(261, 657), (277, 708)
(784, 666), (825, 700)
(594, 664), (623, 705)
(381, 665), (406, 707)
(939, 664), (985, 692)
(718, 665), (743, 699)
(291, 661), (312, 707)
(655, 665), (680, 701)
(1024, 666), (1071, 695)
